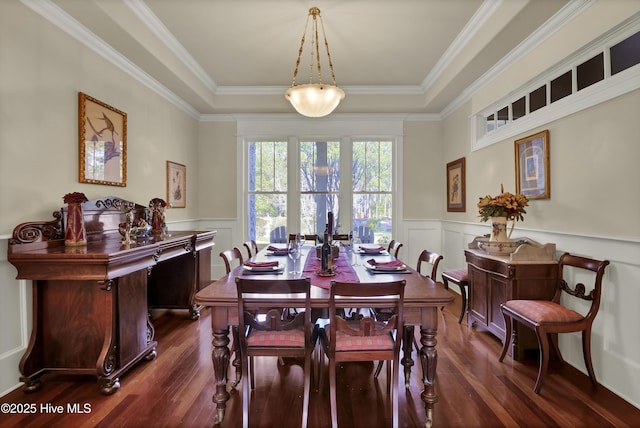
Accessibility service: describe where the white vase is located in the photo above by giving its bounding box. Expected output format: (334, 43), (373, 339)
(490, 216), (511, 242)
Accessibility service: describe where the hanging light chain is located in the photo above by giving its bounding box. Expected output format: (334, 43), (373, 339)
(290, 12), (311, 87)
(290, 7), (338, 88)
(318, 10), (338, 86)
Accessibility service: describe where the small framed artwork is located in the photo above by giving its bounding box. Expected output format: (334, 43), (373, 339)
(78, 92), (127, 186)
(166, 161), (186, 208)
(446, 157), (465, 212)
(515, 130), (550, 199)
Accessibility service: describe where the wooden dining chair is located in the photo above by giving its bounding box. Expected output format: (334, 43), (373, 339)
(220, 247), (244, 274)
(242, 240), (259, 259)
(387, 239), (403, 259)
(220, 247), (245, 387)
(320, 280), (406, 428)
(499, 252), (610, 393)
(288, 233), (319, 244)
(236, 277), (315, 428)
(374, 249), (443, 384)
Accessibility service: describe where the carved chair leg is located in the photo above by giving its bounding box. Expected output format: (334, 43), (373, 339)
(582, 328), (598, 387)
(498, 310), (512, 362)
(458, 284), (468, 324)
(534, 327), (550, 394)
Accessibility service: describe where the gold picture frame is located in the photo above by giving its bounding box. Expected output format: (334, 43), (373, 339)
(515, 130), (550, 199)
(167, 161), (186, 208)
(446, 157), (465, 212)
(78, 92), (127, 186)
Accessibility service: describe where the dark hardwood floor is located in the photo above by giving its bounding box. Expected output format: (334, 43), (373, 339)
(1, 293), (638, 427)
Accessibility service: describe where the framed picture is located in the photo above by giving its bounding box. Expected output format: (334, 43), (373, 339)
(78, 92), (127, 187)
(167, 161), (186, 208)
(515, 130), (550, 199)
(446, 157), (465, 212)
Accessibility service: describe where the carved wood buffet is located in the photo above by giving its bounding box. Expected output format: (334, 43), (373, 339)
(7, 197), (215, 394)
(464, 239), (558, 360)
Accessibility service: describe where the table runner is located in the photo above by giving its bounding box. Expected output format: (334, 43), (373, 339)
(303, 246), (359, 289)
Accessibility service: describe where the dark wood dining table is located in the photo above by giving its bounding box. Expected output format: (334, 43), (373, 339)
(195, 244), (454, 427)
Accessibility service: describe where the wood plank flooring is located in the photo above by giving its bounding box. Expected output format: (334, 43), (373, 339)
(1, 293), (639, 427)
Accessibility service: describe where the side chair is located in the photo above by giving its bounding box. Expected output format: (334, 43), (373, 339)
(320, 280), (406, 428)
(220, 247), (244, 274)
(499, 252), (610, 393)
(242, 240), (259, 259)
(220, 247), (245, 387)
(387, 239), (403, 259)
(375, 249), (443, 385)
(235, 277), (315, 428)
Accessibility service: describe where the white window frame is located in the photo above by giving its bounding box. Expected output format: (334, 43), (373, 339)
(237, 115), (404, 242)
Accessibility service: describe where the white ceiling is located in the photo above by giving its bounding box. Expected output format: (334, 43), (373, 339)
(43, 0), (571, 116)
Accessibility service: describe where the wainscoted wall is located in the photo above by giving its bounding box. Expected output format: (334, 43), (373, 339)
(437, 220), (640, 409)
(2, 221), (639, 410)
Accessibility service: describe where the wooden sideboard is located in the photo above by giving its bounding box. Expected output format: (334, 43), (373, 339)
(7, 197), (215, 394)
(465, 245), (558, 360)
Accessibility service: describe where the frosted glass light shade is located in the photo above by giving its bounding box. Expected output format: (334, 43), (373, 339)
(285, 83), (345, 117)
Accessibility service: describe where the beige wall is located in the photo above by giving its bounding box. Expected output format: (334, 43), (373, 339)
(197, 121), (237, 219)
(402, 120), (444, 220)
(0, 1), (200, 235)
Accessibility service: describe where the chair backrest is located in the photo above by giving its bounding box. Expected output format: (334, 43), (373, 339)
(288, 233), (319, 245)
(269, 226), (287, 243)
(355, 225), (374, 244)
(235, 277), (312, 350)
(220, 247), (244, 274)
(328, 280), (405, 354)
(242, 240), (259, 259)
(556, 252), (610, 320)
(332, 233), (350, 244)
(387, 239), (403, 258)
(416, 249), (443, 280)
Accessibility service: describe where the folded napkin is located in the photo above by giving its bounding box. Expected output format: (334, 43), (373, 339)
(367, 259), (405, 269)
(360, 246), (386, 254)
(244, 261), (279, 268)
(267, 245), (289, 253)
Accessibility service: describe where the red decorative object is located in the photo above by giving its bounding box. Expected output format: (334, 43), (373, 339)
(149, 197), (167, 235)
(65, 202), (87, 246)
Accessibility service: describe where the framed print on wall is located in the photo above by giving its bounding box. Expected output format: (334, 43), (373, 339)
(515, 130), (550, 199)
(167, 161), (186, 208)
(446, 157), (465, 212)
(78, 92), (127, 186)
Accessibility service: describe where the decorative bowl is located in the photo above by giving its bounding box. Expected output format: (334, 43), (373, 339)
(477, 239), (522, 256)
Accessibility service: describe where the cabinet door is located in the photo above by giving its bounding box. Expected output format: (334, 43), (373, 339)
(468, 265), (488, 326)
(488, 274), (508, 338)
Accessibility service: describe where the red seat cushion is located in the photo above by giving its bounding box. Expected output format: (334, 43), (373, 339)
(327, 329), (395, 351)
(442, 269), (468, 283)
(247, 328), (305, 347)
(504, 300), (584, 323)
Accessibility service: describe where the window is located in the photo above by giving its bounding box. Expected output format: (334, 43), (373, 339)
(577, 53), (604, 91)
(299, 140), (340, 236)
(472, 23), (640, 150)
(246, 137), (395, 245)
(247, 141), (288, 243)
(550, 70), (572, 103)
(610, 31), (640, 75)
(352, 140), (393, 244)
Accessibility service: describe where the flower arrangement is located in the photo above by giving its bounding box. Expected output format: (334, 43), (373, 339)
(477, 185), (528, 222)
(63, 192), (88, 204)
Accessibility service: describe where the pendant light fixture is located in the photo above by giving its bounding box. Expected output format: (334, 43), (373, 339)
(285, 7), (345, 117)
